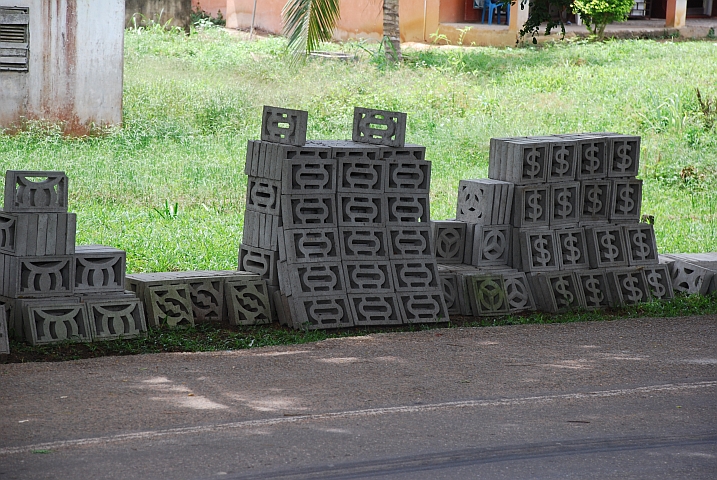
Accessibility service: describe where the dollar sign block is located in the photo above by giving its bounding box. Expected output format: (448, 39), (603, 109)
(646, 271), (666, 298)
(611, 180), (642, 221)
(526, 191), (543, 222)
(533, 237), (552, 267)
(617, 185), (635, 215)
(584, 146), (601, 174)
(523, 149), (542, 180)
(631, 231), (651, 261)
(561, 234), (582, 266)
(599, 231), (621, 262)
(552, 146), (572, 177)
(553, 277), (574, 307)
(555, 190), (573, 220)
(609, 137), (640, 178)
(584, 185), (603, 215)
(583, 277), (604, 306)
(621, 275), (644, 304)
(614, 144), (632, 173)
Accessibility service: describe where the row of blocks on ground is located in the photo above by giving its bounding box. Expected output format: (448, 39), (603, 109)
(240, 106), (449, 329)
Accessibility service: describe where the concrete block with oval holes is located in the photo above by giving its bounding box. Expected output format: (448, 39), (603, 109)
(74, 245), (126, 293)
(4, 170), (68, 213)
(261, 106), (308, 146)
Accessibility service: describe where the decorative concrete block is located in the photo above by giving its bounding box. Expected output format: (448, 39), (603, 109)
(454, 271), (477, 316)
(398, 291), (449, 324)
(580, 180), (612, 224)
(242, 210), (282, 250)
(555, 228), (590, 270)
(349, 293), (402, 326)
(576, 270), (612, 310)
(585, 225), (628, 268)
(239, 243), (280, 285)
(668, 260), (714, 296)
(503, 271), (536, 313)
(574, 136), (609, 180)
(281, 158), (336, 195)
(273, 290), (292, 327)
(550, 182), (580, 226)
(282, 228), (340, 264)
(386, 194), (430, 224)
(252, 142), (332, 181)
(246, 177), (281, 215)
(277, 260), (292, 296)
(339, 227), (388, 260)
(0, 254), (74, 298)
(546, 140), (577, 183)
(606, 268), (650, 306)
(385, 159), (431, 193)
(289, 262), (347, 295)
(343, 261), (394, 293)
(512, 185), (550, 228)
(145, 284), (195, 327)
(4, 171), (68, 213)
(608, 135), (640, 178)
(529, 271), (585, 313)
(431, 221), (466, 264)
(289, 294), (354, 329)
(244, 139), (259, 176)
(338, 194), (386, 226)
(623, 224), (658, 266)
(281, 195), (336, 230)
(23, 300), (91, 345)
(84, 295), (147, 341)
(74, 245), (126, 293)
(387, 226), (433, 259)
(643, 264), (674, 301)
(456, 179), (513, 225)
(0, 212), (76, 256)
(391, 260), (440, 292)
(261, 106), (308, 146)
(338, 158), (385, 194)
(352, 107), (407, 147)
(380, 144), (426, 162)
(498, 139), (549, 185)
(224, 278), (272, 326)
(186, 277), (224, 323)
(471, 225), (512, 267)
(439, 272), (462, 316)
(0, 308), (8, 354)
(519, 230), (559, 272)
(1, 297), (21, 339)
(468, 274), (510, 316)
(319, 140), (382, 161)
(610, 179), (642, 222)
(661, 253), (717, 271)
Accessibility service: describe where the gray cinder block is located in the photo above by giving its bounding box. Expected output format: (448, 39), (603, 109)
(317, 140), (382, 161)
(338, 194), (386, 226)
(574, 136), (609, 180)
(289, 262), (347, 295)
(386, 194), (430, 224)
(519, 230), (559, 272)
(261, 106), (308, 146)
(439, 272), (462, 316)
(0, 212), (76, 256)
(273, 289), (292, 327)
(23, 300), (91, 345)
(281, 157), (337, 195)
(398, 290), (449, 324)
(282, 228), (340, 264)
(550, 182), (580, 226)
(503, 271), (536, 313)
(528, 271), (585, 313)
(0, 307), (8, 354)
(608, 135), (640, 178)
(84, 295), (147, 341)
(289, 293), (354, 329)
(187, 277), (224, 322)
(623, 224), (658, 266)
(4, 171), (68, 213)
(246, 177), (281, 216)
(343, 261), (394, 293)
(387, 225), (433, 259)
(0, 254), (74, 297)
(352, 107), (407, 147)
(430, 220), (466, 264)
(606, 267), (650, 306)
(555, 228), (589, 270)
(242, 210), (282, 250)
(281, 195), (336, 230)
(546, 140), (577, 183)
(251, 142), (332, 181)
(380, 144), (426, 162)
(456, 179), (513, 225)
(224, 278), (273, 326)
(385, 159), (431, 193)
(348, 293), (402, 326)
(667, 260), (714, 296)
(580, 180), (612, 224)
(468, 274), (510, 316)
(338, 158), (386, 193)
(145, 284), (195, 328)
(471, 225), (512, 267)
(610, 179), (642, 222)
(339, 227), (389, 260)
(492, 139), (549, 185)
(74, 245), (126, 293)
(643, 264), (674, 301)
(585, 225), (628, 268)
(576, 270), (612, 310)
(239, 243), (280, 285)
(512, 185), (550, 228)
(391, 260), (440, 291)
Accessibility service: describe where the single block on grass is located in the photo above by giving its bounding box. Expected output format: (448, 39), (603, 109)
(387, 225), (433, 259)
(431, 220), (466, 264)
(606, 268), (650, 306)
(398, 291), (449, 324)
(349, 293), (402, 326)
(0, 254), (74, 298)
(352, 107), (407, 147)
(576, 269), (612, 310)
(224, 278), (272, 326)
(74, 245), (126, 293)
(667, 260), (714, 296)
(261, 106), (308, 146)
(4, 171), (68, 213)
(145, 284), (195, 328)
(186, 277), (224, 323)
(289, 294), (354, 329)
(23, 300), (91, 345)
(84, 294), (147, 341)
(643, 264), (674, 301)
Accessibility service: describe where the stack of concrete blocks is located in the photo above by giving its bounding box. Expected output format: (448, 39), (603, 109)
(125, 270), (273, 328)
(659, 253), (717, 296)
(435, 133), (674, 318)
(239, 106), (449, 329)
(0, 171), (147, 347)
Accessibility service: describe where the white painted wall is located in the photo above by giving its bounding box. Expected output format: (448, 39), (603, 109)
(0, 0), (124, 134)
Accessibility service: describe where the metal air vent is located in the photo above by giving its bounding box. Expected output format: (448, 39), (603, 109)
(0, 7), (29, 72)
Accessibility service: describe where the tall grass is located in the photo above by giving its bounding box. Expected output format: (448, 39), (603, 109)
(1, 29), (715, 273)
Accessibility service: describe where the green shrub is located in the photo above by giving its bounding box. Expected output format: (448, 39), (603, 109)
(572, 0), (635, 40)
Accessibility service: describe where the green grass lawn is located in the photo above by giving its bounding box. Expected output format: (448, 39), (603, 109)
(1, 29), (715, 273)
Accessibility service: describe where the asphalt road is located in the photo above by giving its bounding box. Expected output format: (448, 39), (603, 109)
(1, 315), (716, 479)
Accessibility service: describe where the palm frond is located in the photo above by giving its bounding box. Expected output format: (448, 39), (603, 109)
(282, 0), (341, 59)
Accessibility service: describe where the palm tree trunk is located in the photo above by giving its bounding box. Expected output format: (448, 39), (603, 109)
(383, 0), (401, 62)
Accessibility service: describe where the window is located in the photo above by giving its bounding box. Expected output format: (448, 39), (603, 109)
(0, 7), (29, 72)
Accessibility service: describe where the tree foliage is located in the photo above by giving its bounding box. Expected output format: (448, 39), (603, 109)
(572, 0), (635, 40)
(282, 0), (341, 59)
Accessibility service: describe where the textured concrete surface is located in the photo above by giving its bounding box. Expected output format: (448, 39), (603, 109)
(1, 315), (715, 479)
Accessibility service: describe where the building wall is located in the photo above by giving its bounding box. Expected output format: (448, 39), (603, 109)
(0, 0), (124, 134)
(125, 0), (192, 29)
(191, 0), (227, 18)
